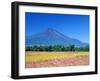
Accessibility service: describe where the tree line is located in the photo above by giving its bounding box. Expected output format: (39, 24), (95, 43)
(26, 45), (89, 51)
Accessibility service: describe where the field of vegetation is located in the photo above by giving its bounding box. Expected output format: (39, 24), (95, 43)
(25, 51), (89, 68)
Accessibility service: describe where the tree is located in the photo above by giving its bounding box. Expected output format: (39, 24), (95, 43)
(70, 45), (75, 51)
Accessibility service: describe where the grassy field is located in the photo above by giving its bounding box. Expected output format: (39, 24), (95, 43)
(25, 51), (89, 68)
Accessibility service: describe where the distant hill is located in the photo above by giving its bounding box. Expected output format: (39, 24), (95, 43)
(26, 28), (88, 47)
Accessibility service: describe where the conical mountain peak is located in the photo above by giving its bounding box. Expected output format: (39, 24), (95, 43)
(45, 28), (56, 32)
(26, 28), (88, 47)
(43, 28), (59, 36)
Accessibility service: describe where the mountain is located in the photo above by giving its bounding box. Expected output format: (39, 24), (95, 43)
(26, 28), (88, 47)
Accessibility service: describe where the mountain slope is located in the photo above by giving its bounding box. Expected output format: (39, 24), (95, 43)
(26, 28), (88, 47)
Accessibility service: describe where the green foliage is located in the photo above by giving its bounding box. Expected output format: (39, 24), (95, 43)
(69, 45), (75, 51)
(26, 45), (89, 52)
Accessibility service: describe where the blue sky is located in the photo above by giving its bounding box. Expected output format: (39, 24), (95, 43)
(25, 12), (89, 43)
